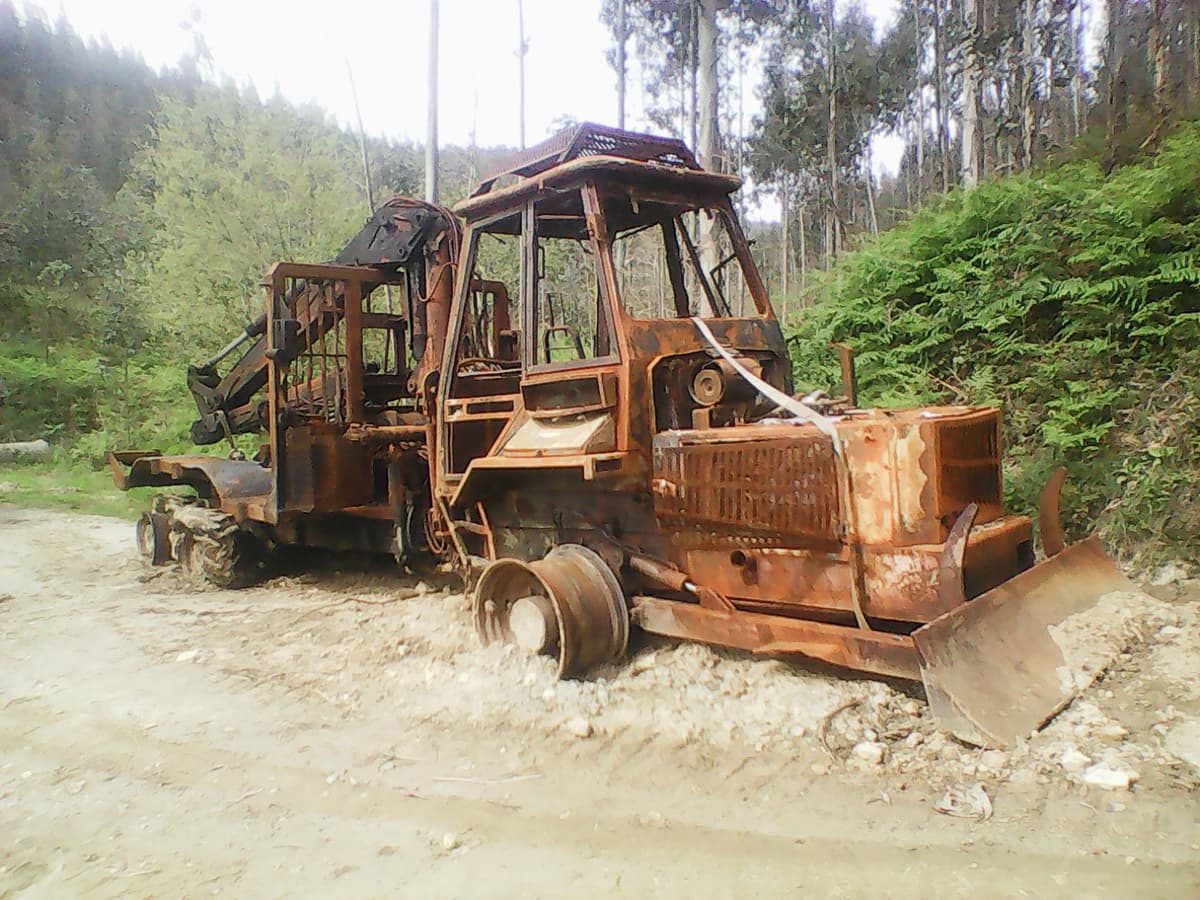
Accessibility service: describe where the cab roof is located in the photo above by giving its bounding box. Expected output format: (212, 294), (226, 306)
(454, 123), (741, 226)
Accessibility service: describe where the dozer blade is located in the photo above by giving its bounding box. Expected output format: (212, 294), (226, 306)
(913, 536), (1139, 748)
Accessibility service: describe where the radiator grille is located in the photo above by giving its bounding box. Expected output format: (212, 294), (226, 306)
(653, 435), (840, 546)
(934, 413), (1002, 514)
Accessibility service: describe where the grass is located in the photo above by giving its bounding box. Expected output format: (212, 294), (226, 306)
(0, 459), (152, 520)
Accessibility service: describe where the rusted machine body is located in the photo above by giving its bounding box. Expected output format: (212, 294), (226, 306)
(108, 197), (467, 579)
(446, 124), (1133, 746)
(111, 127), (1135, 746)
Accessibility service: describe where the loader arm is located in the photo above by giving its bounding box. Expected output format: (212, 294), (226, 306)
(187, 197), (460, 444)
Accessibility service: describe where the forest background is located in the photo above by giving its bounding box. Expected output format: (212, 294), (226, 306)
(0, 0), (1196, 562)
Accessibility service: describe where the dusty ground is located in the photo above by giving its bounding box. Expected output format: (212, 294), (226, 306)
(1, 505), (1197, 898)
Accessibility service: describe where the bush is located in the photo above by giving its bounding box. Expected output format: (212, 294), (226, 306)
(0, 345), (106, 442)
(789, 122), (1200, 562)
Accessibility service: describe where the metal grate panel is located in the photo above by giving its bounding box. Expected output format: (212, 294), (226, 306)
(653, 435), (841, 546)
(934, 413), (1002, 515)
(472, 123), (700, 196)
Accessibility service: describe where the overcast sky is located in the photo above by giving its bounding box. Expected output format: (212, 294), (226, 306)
(21, 0), (903, 156)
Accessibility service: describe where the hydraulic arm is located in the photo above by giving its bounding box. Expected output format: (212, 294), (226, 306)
(186, 197), (459, 444)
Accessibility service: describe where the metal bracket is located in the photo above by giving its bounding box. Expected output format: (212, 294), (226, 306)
(1038, 466), (1067, 558)
(935, 502), (979, 611)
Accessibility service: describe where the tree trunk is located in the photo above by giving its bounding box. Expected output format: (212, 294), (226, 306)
(913, 0), (925, 199)
(1150, 0), (1168, 118)
(933, 0), (951, 191)
(962, 0), (982, 189)
(780, 181), (790, 298)
(798, 201), (808, 293)
(826, 0), (839, 263)
(864, 149), (879, 234)
(688, 2), (698, 154)
(902, 114), (912, 209)
(1020, 0), (1037, 169)
(697, 0), (720, 173)
(1070, 0), (1084, 139)
(697, 0), (720, 283)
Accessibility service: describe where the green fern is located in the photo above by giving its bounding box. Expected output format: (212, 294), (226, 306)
(788, 120), (1200, 560)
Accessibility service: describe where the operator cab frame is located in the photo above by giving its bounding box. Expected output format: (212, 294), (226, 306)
(435, 123), (793, 501)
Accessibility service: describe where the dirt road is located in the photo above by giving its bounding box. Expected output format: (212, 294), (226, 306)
(1, 506), (1197, 898)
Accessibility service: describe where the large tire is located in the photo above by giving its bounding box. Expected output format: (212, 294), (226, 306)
(136, 511), (172, 565)
(172, 506), (254, 589)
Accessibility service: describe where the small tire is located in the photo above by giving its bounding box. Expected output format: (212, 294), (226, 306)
(136, 511), (172, 565)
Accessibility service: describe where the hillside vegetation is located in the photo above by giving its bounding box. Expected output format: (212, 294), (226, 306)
(0, 9), (500, 463)
(2, 8), (1197, 560)
(788, 122), (1200, 562)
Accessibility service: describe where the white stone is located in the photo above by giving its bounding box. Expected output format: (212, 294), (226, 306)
(441, 832), (461, 851)
(852, 742), (886, 765)
(175, 649), (199, 663)
(1095, 724), (1129, 742)
(810, 762), (829, 776)
(979, 750), (1008, 772)
(1059, 748), (1092, 773)
(1165, 720), (1200, 775)
(1150, 562), (1188, 587)
(1082, 762), (1138, 790)
(566, 716), (593, 739)
(904, 732), (924, 748)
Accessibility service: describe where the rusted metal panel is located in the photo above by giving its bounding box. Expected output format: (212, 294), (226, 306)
(672, 512), (1030, 624)
(632, 596), (921, 682)
(280, 424), (372, 513)
(107, 451), (271, 505)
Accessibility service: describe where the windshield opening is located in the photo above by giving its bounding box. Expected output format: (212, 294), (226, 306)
(608, 196), (760, 320)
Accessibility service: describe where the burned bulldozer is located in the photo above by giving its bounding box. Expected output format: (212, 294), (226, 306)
(436, 125), (1136, 747)
(108, 196), (467, 583)
(112, 125), (1138, 747)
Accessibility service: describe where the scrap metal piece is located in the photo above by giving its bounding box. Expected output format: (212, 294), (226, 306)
(831, 342), (858, 406)
(935, 503), (978, 611)
(913, 535), (1138, 747)
(632, 596), (921, 682)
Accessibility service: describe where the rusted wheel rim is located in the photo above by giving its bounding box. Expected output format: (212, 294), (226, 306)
(136, 511), (171, 566)
(474, 544), (628, 678)
(136, 513), (156, 561)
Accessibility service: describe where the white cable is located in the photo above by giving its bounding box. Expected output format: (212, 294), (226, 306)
(690, 317), (842, 454)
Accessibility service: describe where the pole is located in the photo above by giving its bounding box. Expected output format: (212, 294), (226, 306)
(517, 0), (527, 148)
(426, 0), (439, 203)
(346, 60), (375, 212)
(617, 0), (627, 129)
